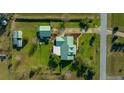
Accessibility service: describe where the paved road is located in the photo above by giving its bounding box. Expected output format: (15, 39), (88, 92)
(100, 13), (107, 80)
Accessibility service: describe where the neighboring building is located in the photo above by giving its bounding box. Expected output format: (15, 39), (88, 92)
(0, 54), (7, 62)
(1, 19), (7, 32)
(38, 26), (51, 40)
(12, 31), (23, 48)
(1, 19), (7, 26)
(53, 36), (76, 60)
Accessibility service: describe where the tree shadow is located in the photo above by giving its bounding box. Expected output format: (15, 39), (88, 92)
(29, 70), (35, 79)
(89, 36), (96, 47)
(0, 26), (6, 36)
(13, 38), (28, 51)
(70, 62), (79, 71)
(59, 60), (72, 68)
(112, 36), (118, 43)
(110, 43), (124, 52)
(36, 31), (49, 45)
(112, 27), (119, 34)
(84, 69), (95, 80)
(22, 38), (28, 49)
(28, 44), (37, 56)
(48, 60), (58, 69)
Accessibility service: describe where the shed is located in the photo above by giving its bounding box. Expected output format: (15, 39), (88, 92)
(38, 26), (51, 40)
(12, 31), (18, 45)
(12, 31), (23, 48)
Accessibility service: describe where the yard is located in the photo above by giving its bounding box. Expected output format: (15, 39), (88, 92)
(107, 35), (124, 76)
(77, 33), (100, 79)
(54, 33), (100, 80)
(0, 13), (100, 80)
(11, 22), (51, 79)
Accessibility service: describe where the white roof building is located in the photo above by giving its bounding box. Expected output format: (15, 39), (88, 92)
(53, 46), (61, 56)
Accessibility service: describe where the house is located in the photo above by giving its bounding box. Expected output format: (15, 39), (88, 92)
(53, 36), (76, 60)
(38, 26), (51, 40)
(12, 31), (23, 48)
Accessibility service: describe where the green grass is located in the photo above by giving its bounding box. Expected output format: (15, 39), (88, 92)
(77, 34), (100, 79)
(108, 13), (124, 32)
(0, 63), (10, 79)
(38, 43), (51, 66)
(107, 35), (124, 76)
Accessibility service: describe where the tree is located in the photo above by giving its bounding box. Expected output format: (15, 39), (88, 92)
(84, 67), (96, 80)
(89, 35), (96, 46)
(59, 21), (65, 31)
(112, 27), (119, 35)
(79, 18), (89, 31)
(75, 54), (95, 79)
(48, 54), (61, 69)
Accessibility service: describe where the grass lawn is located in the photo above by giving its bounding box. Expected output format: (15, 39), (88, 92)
(0, 63), (10, 79)
(107, 35), (124, 76)
(108, 13), (124, 32)
(77, 33), (100, 79)
(11, 22), (51, 79)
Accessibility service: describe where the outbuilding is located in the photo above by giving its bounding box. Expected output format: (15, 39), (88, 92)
(38, 26), (51, 40)
(12, 31), (23, 48)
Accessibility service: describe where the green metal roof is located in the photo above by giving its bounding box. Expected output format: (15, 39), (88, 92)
(63, 36), (74, 45)
(39, 26), (51, 31)
(38, 26), (51, 39)
(56, 37), (64, 46)
(56, 37), (64, 42)
(55, 36), (76, 60)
